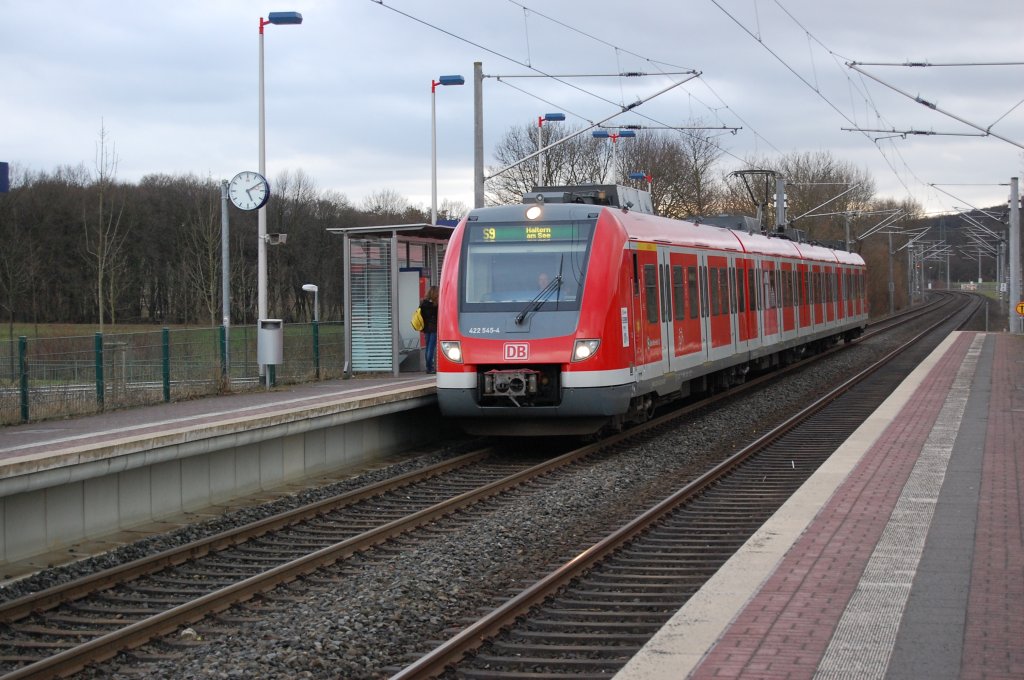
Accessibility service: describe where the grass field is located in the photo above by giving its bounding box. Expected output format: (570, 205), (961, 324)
(1, 323), (195, 341)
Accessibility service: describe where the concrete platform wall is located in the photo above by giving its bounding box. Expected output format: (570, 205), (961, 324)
(0, 406), (439, 565)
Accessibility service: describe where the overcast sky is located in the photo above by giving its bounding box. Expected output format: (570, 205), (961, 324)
(3, 0), (1022, 217)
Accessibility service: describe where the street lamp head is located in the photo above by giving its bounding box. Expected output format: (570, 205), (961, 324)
(437, 75), (465, 86)
(542, 112), (566, 122)
(619, 130), (637, 138)
(628, 172), (646, 180)
(592, 130), (610, 139)
(302, 284), (318, 293)
(267, 11), (303, 25)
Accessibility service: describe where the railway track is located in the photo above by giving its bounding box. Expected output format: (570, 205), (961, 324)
(390, 293), (979, 678)
(0, 294), (974, 679)
(0, 450), (554, 678)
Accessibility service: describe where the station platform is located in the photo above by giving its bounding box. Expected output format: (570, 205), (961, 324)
(616, 330), (1022, 679)
(0, 374), (437, 475)
(0, 374), (437, 569)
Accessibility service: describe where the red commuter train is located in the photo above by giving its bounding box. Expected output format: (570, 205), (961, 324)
(436, 185), (868, 436)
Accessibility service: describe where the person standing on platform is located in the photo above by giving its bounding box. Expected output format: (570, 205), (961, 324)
(420, 286), (439, 374)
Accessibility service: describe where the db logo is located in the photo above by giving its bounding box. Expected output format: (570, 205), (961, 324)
(503, 342), (529, 360)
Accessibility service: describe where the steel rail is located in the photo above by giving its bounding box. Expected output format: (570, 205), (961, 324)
(0, 422), (656, 679)
(0, 449), (494, 624)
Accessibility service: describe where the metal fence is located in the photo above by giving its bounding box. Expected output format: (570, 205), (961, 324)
(0, 323), (346, 426)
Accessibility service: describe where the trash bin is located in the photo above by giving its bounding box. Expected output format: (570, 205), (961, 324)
(258, 319), (284, 365)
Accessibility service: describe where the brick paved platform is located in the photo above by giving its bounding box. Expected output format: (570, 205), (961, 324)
(616, 331), (1023, 680)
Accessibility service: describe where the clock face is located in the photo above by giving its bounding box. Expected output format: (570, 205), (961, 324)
(228, 171), (270, 211)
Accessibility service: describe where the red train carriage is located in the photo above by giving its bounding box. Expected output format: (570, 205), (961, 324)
(436, 186), (867, 436)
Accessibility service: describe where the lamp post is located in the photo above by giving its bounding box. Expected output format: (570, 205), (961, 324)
(258, 11), (302, 328)
(431, 74), (464, 225)
(301, 283), (319, 322)
(536, 112), (565, 189)
(592, 129), (636, 183)
(302, 283), (320, 379)
(629, 171), (653, 193)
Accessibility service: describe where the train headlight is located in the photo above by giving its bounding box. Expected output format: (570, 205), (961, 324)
(572, 339), (600, 362)
(441, 341), (463, 363)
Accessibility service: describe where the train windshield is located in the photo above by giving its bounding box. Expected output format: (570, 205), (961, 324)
(461, 221), (595, 312)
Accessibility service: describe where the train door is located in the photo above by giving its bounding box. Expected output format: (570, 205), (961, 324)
(655, 246), (680, 373)
(811, 265), (824, 327)
(838, 267), (849, 321)
(706, 254), (734, 362)
(736, 257), (759, 352)
(633, 243), (667, 381)
(847, 268), (855, 318)
(797, 264), (811, 332)
(697, 252), (712, 363)
(668, 250), (702, 370)
(825, 266), (837, 324)
(761, 258), (780, 338)
(780, 261), (797, 341)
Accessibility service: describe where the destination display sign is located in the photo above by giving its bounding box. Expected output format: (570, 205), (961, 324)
(469, 224), (589, 242)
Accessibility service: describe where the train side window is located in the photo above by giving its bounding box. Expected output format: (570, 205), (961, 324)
(700, 265), (710, 317)
(632, 253), (639, 295)
(736, 266), (745, 312)
(748, 268), (758, 310)
(660, 263), (670, 322)
(763, 270), (774, 309)
(672, 265), (686, 320)
(709, 268), (720, 316)
(728, 267), (737, 313)
(643, 264), (658, 323)
(688, 266), (699, 319)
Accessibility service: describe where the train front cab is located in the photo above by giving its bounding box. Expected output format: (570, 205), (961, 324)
(436, 205), (640, 435)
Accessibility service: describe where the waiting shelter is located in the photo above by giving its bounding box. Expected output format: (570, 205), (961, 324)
(328, 223), (453, 376)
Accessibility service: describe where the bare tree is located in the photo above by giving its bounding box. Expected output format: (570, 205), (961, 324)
(178, 175), (222, 325)
(619, 129), (726, 218)
(487, 123), (727, 215)
(360, 188), (410, 217)
(438, 198), (469, 221)
(82, 122), (130, 331)
(0, 164), (30, 353)
(486, 124), (606, 206)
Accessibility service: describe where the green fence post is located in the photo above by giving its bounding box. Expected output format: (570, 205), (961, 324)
(94, 332), (104, 409)
(18, 336), (28, 423)
(219, 324), (228, 381)
(312, 320), (320, 380)
(162, 327), (171, 402)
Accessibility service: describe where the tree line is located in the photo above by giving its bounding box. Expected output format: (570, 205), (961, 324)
(0, 131), (467, 340)
(3, 122), (942, 338)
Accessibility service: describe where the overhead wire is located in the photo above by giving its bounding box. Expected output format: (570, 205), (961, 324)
(372, 0), (770, 170)
(723, 0), (989, 214)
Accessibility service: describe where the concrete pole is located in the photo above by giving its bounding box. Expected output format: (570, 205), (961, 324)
(888, 230), (895, 314)
(220, 180), (230, 369)
(473, 61), (484, 209)
(1009, 177), (1020, 333)
(536, 117), (543, 190)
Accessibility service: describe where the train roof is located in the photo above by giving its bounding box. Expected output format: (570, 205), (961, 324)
(463, 201), (864, 267)
(611, 210), (865, 266)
